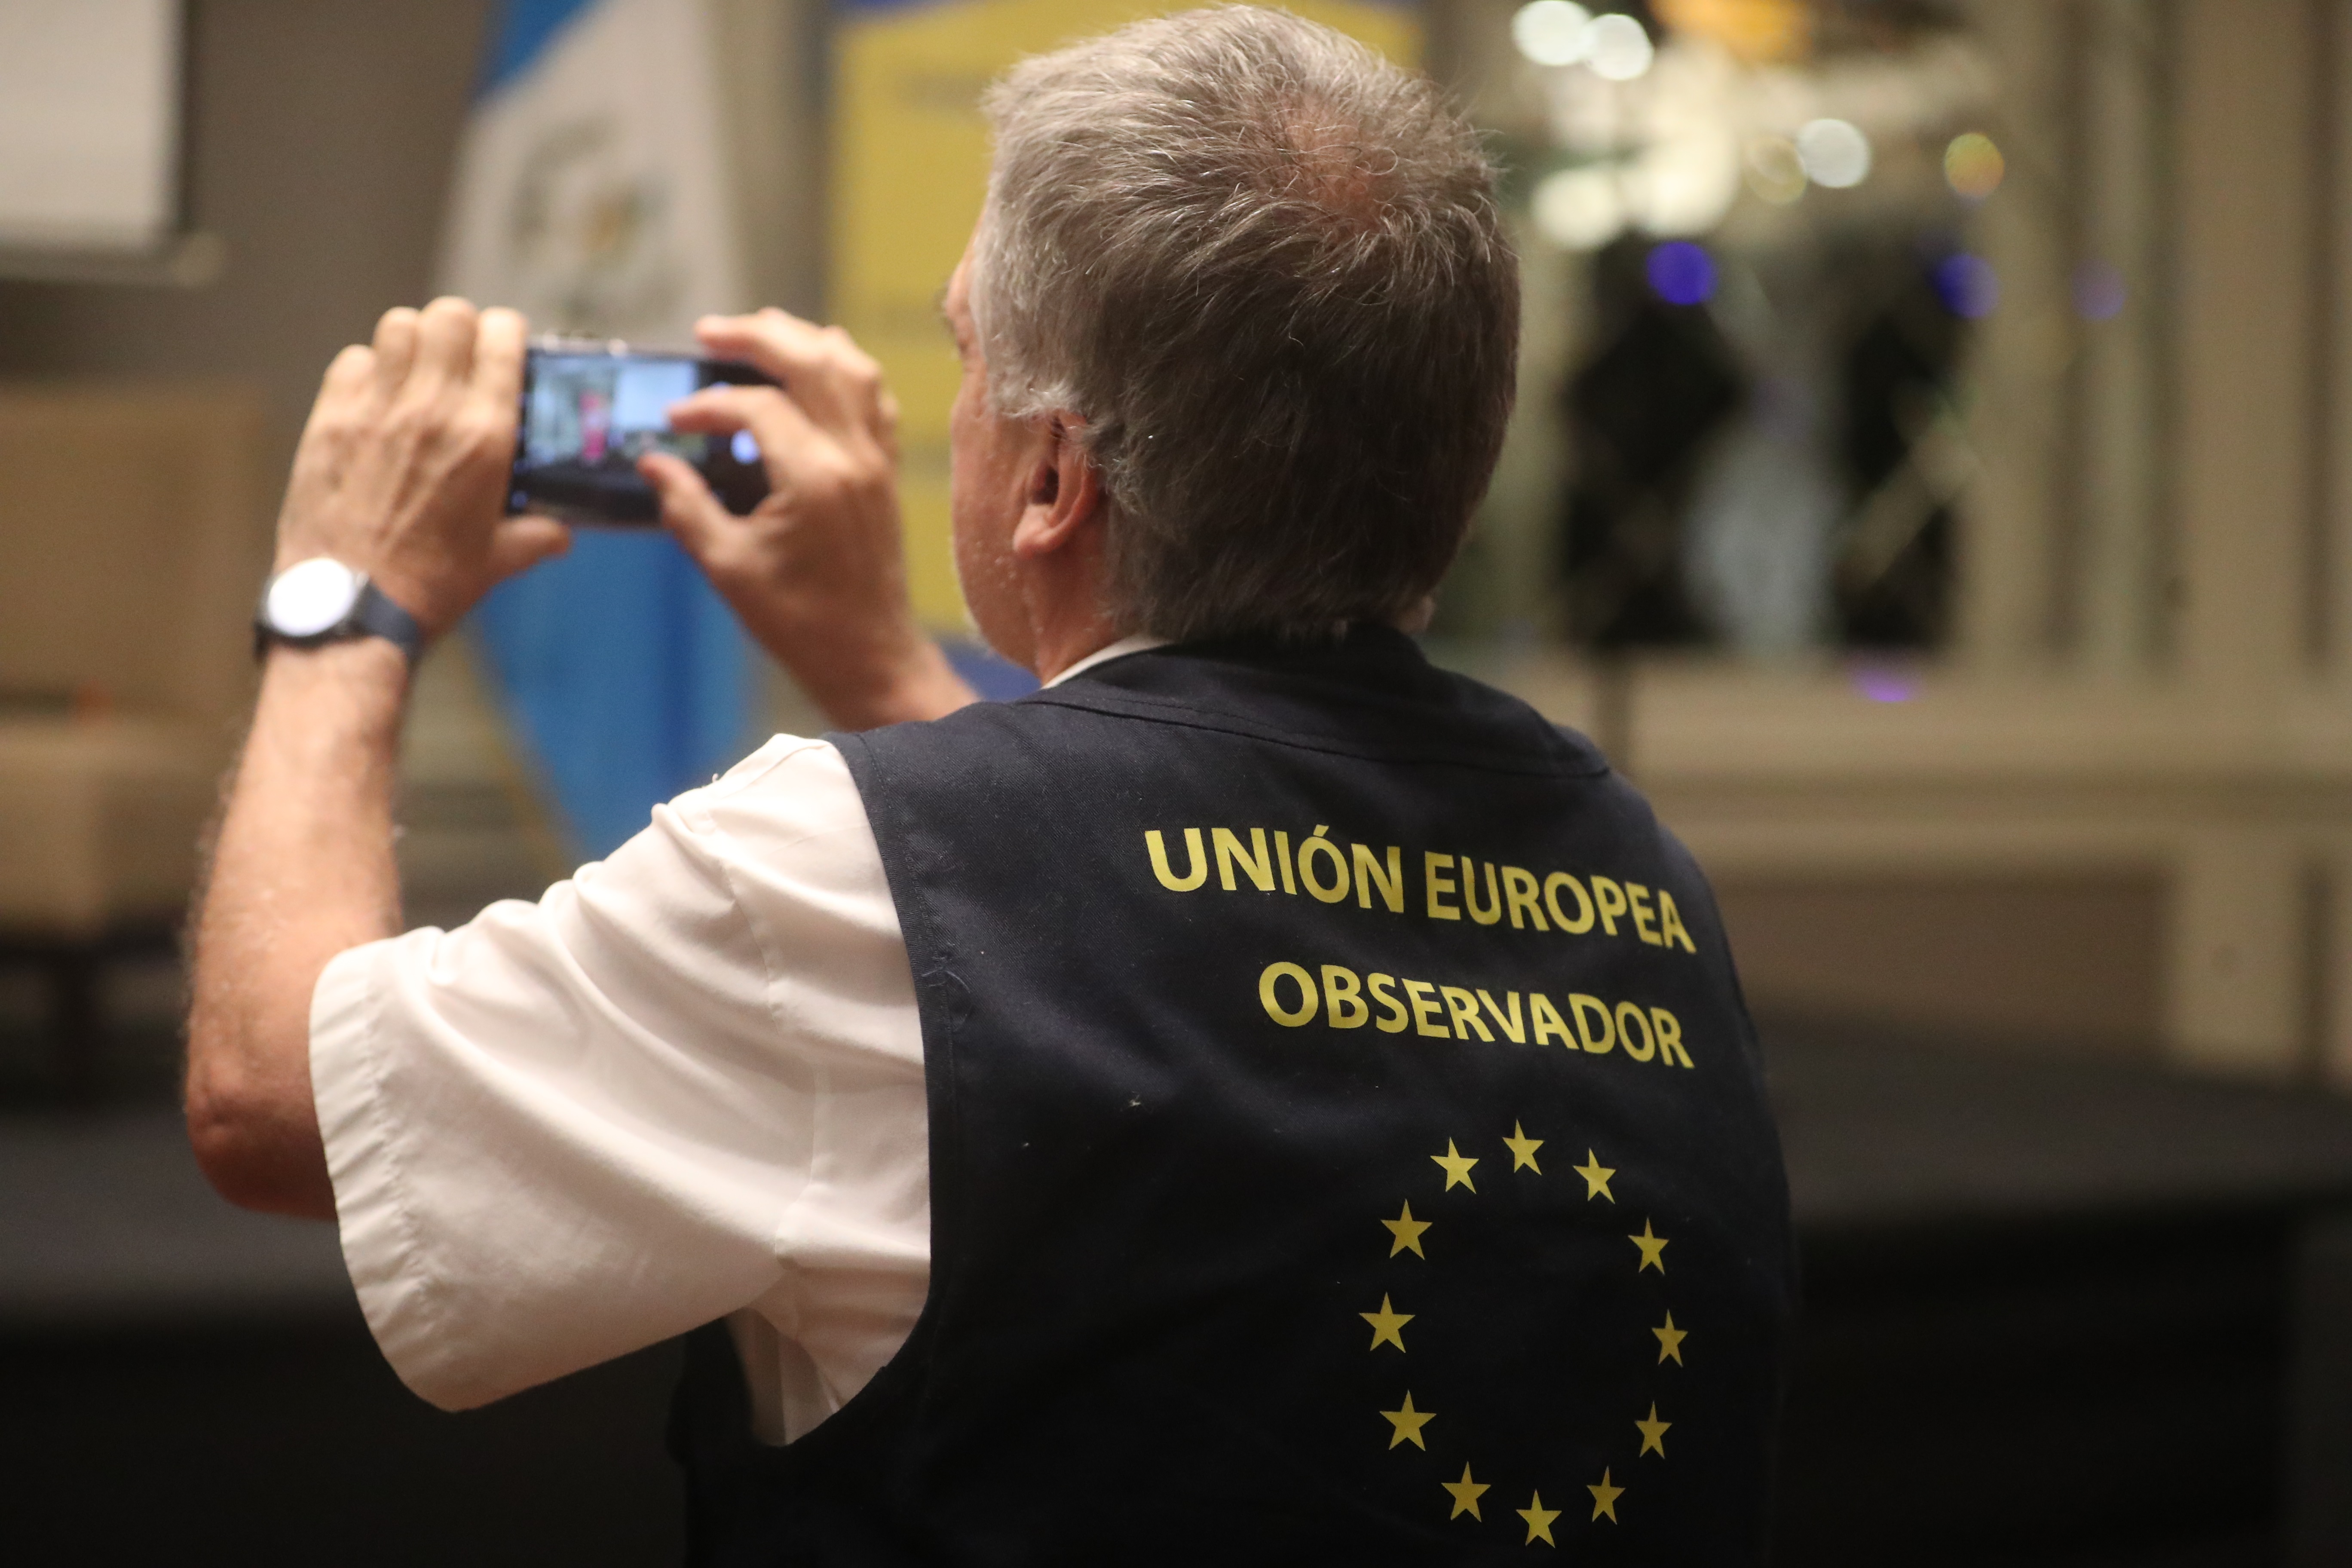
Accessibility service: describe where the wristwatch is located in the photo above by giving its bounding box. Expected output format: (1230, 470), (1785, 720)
(253, 557), (426, 663)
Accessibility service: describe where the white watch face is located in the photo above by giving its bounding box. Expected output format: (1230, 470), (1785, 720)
(265, 557), (364, 637)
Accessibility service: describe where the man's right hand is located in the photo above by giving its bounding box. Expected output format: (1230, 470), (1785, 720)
(641, 308), (975, 730)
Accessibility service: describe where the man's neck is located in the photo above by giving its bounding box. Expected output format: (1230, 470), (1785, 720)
(1043, 631), (1171, 688)
(1005, 521), (1131, 682)
(1023, 595), (1131, 684)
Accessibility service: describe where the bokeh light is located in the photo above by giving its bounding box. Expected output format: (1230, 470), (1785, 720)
(1744, 135), (1807, 205)
(1646, 241), (1717, 305)
(1933, 252), (2000, 319)
(2073, 259), (2127, 321)
(1943, 132), (2005, 200)
(1626, 135), (1743, 236)
(1654, 0), (1813, 64)
(1534, 167), (1625, 249)
(1852, 666), (1918, 704)
(1511, 0), (1593, 67)
(1795, 119), (1871, 189)
(1585, 13), (1656, 81)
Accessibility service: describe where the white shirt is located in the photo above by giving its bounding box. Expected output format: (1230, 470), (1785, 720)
(310, 636), (1164, 1444)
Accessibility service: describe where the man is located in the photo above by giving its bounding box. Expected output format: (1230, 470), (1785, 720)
(188, 9), (1793, 1562)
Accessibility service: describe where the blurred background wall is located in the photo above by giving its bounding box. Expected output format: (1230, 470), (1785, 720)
(0, 1), (489, 478)
(1444, 0), (2352, 1085)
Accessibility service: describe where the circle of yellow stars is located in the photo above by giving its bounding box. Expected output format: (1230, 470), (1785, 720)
(1358, 1122), (1686, 1545)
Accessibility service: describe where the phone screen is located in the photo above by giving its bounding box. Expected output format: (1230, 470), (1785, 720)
(510, 346), (772, 524)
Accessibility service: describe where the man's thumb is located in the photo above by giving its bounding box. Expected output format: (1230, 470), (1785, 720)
(488, 513), (572, 582)
(640, 451), (729, 564)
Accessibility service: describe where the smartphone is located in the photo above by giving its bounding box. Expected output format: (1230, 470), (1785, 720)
(509, 338), (776, 525)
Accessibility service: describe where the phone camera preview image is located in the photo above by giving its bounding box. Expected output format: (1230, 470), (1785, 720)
(509, 344), (775, 525)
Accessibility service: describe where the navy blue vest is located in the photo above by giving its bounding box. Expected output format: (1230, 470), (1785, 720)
(670, 628), (1795, 1565)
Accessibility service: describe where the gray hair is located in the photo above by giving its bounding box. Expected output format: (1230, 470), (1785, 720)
(971, 6), (1519, 643)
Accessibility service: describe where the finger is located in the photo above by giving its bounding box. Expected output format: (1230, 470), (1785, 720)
(285, 343), (377, 504)
(665, 383), (816, 437)
(666, 384), (826, 486)
(692, 307), (823, 383)
(640, 450), (734, 568)
(370, 308), (420, 401)
(693, 309), (833, 386)
(318, 340), (377, 410)
(469, 306), (528, 418)
(486, 513), (571, 583)
(819, 325), (890, 426)
(405, 296), (480, 399)
(694, 309), (880, 434)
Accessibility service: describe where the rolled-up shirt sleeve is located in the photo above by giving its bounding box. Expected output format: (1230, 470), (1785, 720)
(309, 734), (927, 1415)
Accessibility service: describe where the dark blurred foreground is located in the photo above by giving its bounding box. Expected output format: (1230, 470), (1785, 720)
(5, 1016), (2351, 1566)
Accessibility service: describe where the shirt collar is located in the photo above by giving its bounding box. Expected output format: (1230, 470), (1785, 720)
(1042, 632), (1172, 689)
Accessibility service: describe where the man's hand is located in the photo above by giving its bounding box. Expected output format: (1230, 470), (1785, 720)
(276, 297), (568, 635)
(640, 308), (975, 729)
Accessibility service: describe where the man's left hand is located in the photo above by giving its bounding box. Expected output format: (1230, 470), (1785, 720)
(273, 296), (569, 638)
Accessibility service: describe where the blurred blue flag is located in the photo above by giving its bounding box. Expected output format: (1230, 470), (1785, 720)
(439, 0), (752, 859)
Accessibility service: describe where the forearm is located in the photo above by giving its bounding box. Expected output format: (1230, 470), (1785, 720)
(781, 619), (977, 730)
(187, 640), (408, 1217)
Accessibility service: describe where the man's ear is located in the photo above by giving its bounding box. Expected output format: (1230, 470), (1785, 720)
(1011, 415), (1103, 559)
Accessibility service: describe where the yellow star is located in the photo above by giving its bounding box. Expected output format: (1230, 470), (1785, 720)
(1573, 1149), (1616, 1201)
(1636, 1403), (1671, 1457)
(1430, 1139), (1479, 1192)
(1380, 1391), (1435, 1450)
(1442, 1463), (1490, 1521)
(1518, 1489), (1561, 1546)
(1588, 1467), (1624, 1522)
(1361, 1293), (1413, 1352)
(1653, 1310), (1687, 1365)
(1501, 1121), (1544, 1173)
(1382, 1200), (1432, 1259)
(1628, 1219), (1669, 1274)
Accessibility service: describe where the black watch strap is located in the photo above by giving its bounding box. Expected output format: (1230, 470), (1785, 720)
(349, 579), (427, 664)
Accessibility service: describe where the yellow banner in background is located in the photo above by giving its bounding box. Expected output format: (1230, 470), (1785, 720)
(832, 0), (1421, 631)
